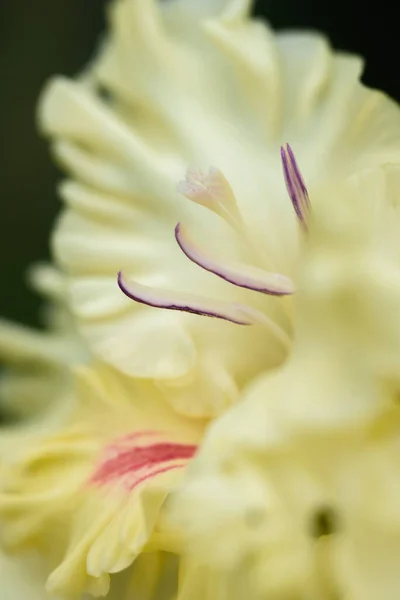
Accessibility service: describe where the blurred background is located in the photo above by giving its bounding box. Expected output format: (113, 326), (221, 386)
(0, 0), (398, 327)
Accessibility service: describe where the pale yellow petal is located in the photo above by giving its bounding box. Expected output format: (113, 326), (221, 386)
(0, 551), (52, 600)
(0, 364), (202, 598)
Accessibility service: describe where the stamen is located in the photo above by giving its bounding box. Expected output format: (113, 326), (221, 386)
(177, 166), (243, 229)
(117, 271), (267, 325)
(281, 143), (310, 226)
(175, 223), (295, 296)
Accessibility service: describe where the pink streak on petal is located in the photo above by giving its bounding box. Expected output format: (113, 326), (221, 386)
(175, 223), (294, 296)
(117, 271), (258, 325)
(90, 437), (197, 491)
(129, 462), (188, 491)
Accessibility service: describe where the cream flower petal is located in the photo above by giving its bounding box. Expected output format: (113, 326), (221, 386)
(0, 551), (52, 600)
(101, 551), (178, 600)
(0, 364), (203, 598)
(165, 0), (253, 21)
(0, 264), (86, 419)
(0, 354), (78, 600)
(27, 262), (66, 302)
(0, 318), (78, 368)
(40, 0), (400, 420)
(173, 417), (400, 600)
(330, 434), (400, 600)
(166, 166), (400, 598)
(177, 557), (252, 600)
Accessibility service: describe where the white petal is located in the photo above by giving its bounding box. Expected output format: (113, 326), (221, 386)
(164, 0), (253, 21)
(26, 263), (66, 301)
(80, 311), (196, 380)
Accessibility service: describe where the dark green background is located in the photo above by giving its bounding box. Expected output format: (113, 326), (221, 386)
(0, 0), (398, 327)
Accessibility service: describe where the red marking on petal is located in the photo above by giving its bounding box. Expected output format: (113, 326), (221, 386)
(89, 435), (197, 491)
(130, 462), (188, 491)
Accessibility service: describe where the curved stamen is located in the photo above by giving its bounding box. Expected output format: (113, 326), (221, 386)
(118, 271), (266, 325)
(175, 223), (295, 296)
(281, 143), (310, 226)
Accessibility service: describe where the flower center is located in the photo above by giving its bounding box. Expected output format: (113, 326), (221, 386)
(118, 144), (309, 341)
